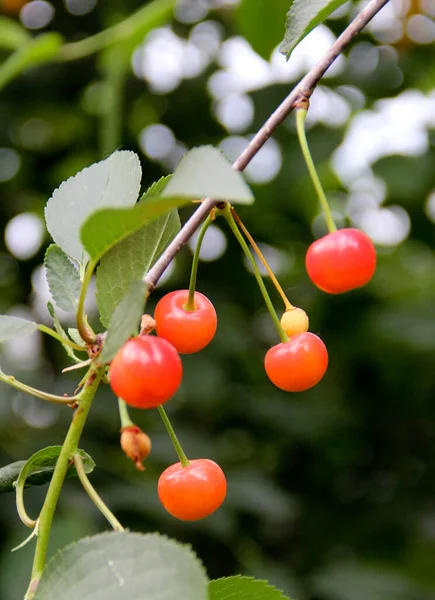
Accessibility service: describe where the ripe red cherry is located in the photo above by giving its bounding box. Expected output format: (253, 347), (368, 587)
(158, 459), (226, 521)
(154, 290), (217, 354)
(265, 332), (328, 392)
(306, 228), (376, 294)
(109, 336), (182, 409)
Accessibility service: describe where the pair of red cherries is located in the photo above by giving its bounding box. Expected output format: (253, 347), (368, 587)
(109, 227), (376, 521)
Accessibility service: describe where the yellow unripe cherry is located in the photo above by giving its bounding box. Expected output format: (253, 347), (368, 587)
(280, 307), (309, 337)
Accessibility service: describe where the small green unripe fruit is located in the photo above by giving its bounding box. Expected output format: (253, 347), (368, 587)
(280, 307), (309, 337)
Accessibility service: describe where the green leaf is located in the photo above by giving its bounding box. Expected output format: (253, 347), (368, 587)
(162, 146), (254, 204)
(96, 176), (180, 327)
(80, 194), (192, 265)
(34, 531), (208, 600)
(44, 245), (81, 313)
(279, 0), (348, 59)
(45, 150), (142, 265)
(209, 576), (291, 600)
(0, 16), (31, 51)
(68, 328), (85, 346)
(0, 315), (38, 342)
(0, 447), (94, 495)
(0, 33), (63, 92)
(99, 280), (147, 364)
(236, 0), (289, 60)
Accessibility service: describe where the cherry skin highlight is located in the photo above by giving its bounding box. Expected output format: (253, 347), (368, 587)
(158, 459), (227, 521)
(109, 336), (182, 409)
(265, 332), (328, 392)
(306, 228), (376, 294)
(154, 290), (217, 354)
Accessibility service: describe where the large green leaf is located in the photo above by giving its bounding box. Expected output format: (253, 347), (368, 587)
(34, 531), (208, 600)
(279, 0), (348, 59)
(0, 16), (31, 51)
(0, 315), (38, 342)
(162, 146), (254, 204)
(209, 576), (291, 600)
(44, 245), (81, 313)
(0, 33), (63, 92)
(80, 194), (192, 264)
(45, 150), (142, 265)
(99, 280), (147, 364)
(0, 447), (94, 495)
(237, 0), (289, 60)
(96, 176), (180, 327)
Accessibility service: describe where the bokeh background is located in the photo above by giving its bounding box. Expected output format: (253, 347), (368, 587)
(1, 0), (435, 598)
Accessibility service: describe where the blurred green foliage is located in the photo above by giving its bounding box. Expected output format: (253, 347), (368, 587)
(1, 1), (435, 599)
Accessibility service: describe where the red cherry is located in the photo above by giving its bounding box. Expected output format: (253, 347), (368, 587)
(154, 290), (217, 354)
(306, 228), (376, 294)
(265, 332), (328, 392)
(158, 459), (227, 521)
(109, 336), (182, 409)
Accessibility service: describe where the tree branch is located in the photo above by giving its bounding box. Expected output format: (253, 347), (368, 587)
(144, 0), (390, 292)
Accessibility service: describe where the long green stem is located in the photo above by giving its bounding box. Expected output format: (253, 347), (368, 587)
(0, 371), (82, 405)
(157, 405), (190, 468)
(76, 260), (98, 345)
(59, 0), (175, 61)
(223, 205), (288, 344)
(230, 207), (294, 311)
(73, 453), (124, 532)
(295, 109), (337, 234)
(185, 214), (214, 311)
(25, 367), (104, 600)
(38, 324), (86, 352)
(118, 397), (134, 429)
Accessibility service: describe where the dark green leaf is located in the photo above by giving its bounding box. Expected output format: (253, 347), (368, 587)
(0, 447), (94, 494)
(237, 0), (289, 60)
(209, 576), (291, 600)
(96, 176), (180, 327)
(44, 245), (81, 313)
(34, 531), (208, 600)
(0, 315), (38, 342)
(162, 146), (254, 204)
(99, 280), (147, 364)
(280, 0), (348, 59)
(45, 150), (142, 265)
(0, 16), (31, 51)
(80, 194), (192, 264)
(0, 33), (63, 92)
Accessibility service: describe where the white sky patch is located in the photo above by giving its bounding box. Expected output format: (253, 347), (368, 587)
(5, 213), (45, 260)
(332, 89), (435, 184)
(188, 224), (227, 261)
(352, 206), (411, 246)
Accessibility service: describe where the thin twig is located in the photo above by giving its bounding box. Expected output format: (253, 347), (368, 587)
(144, 0), (390, 292)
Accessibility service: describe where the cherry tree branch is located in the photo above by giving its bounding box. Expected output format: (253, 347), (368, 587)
(144, 0), (390, 292)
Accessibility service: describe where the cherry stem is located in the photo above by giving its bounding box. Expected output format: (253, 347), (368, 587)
(223, 204), (289, 344)
(118, 397), (134, 429)
(230, 207), (294, 311)
(157, 405), (190, 468)
(76, 260), (98, 345)
(73, 452), (124, 532)
(185, 213), (214, 311)
(295, 108), (337, 234)
(0, 371), (83, 405)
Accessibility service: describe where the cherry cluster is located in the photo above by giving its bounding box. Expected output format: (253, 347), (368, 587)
(109, 225), (376, 522)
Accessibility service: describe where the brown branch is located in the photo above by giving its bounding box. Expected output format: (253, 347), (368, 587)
(144, 0), (390, 292)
